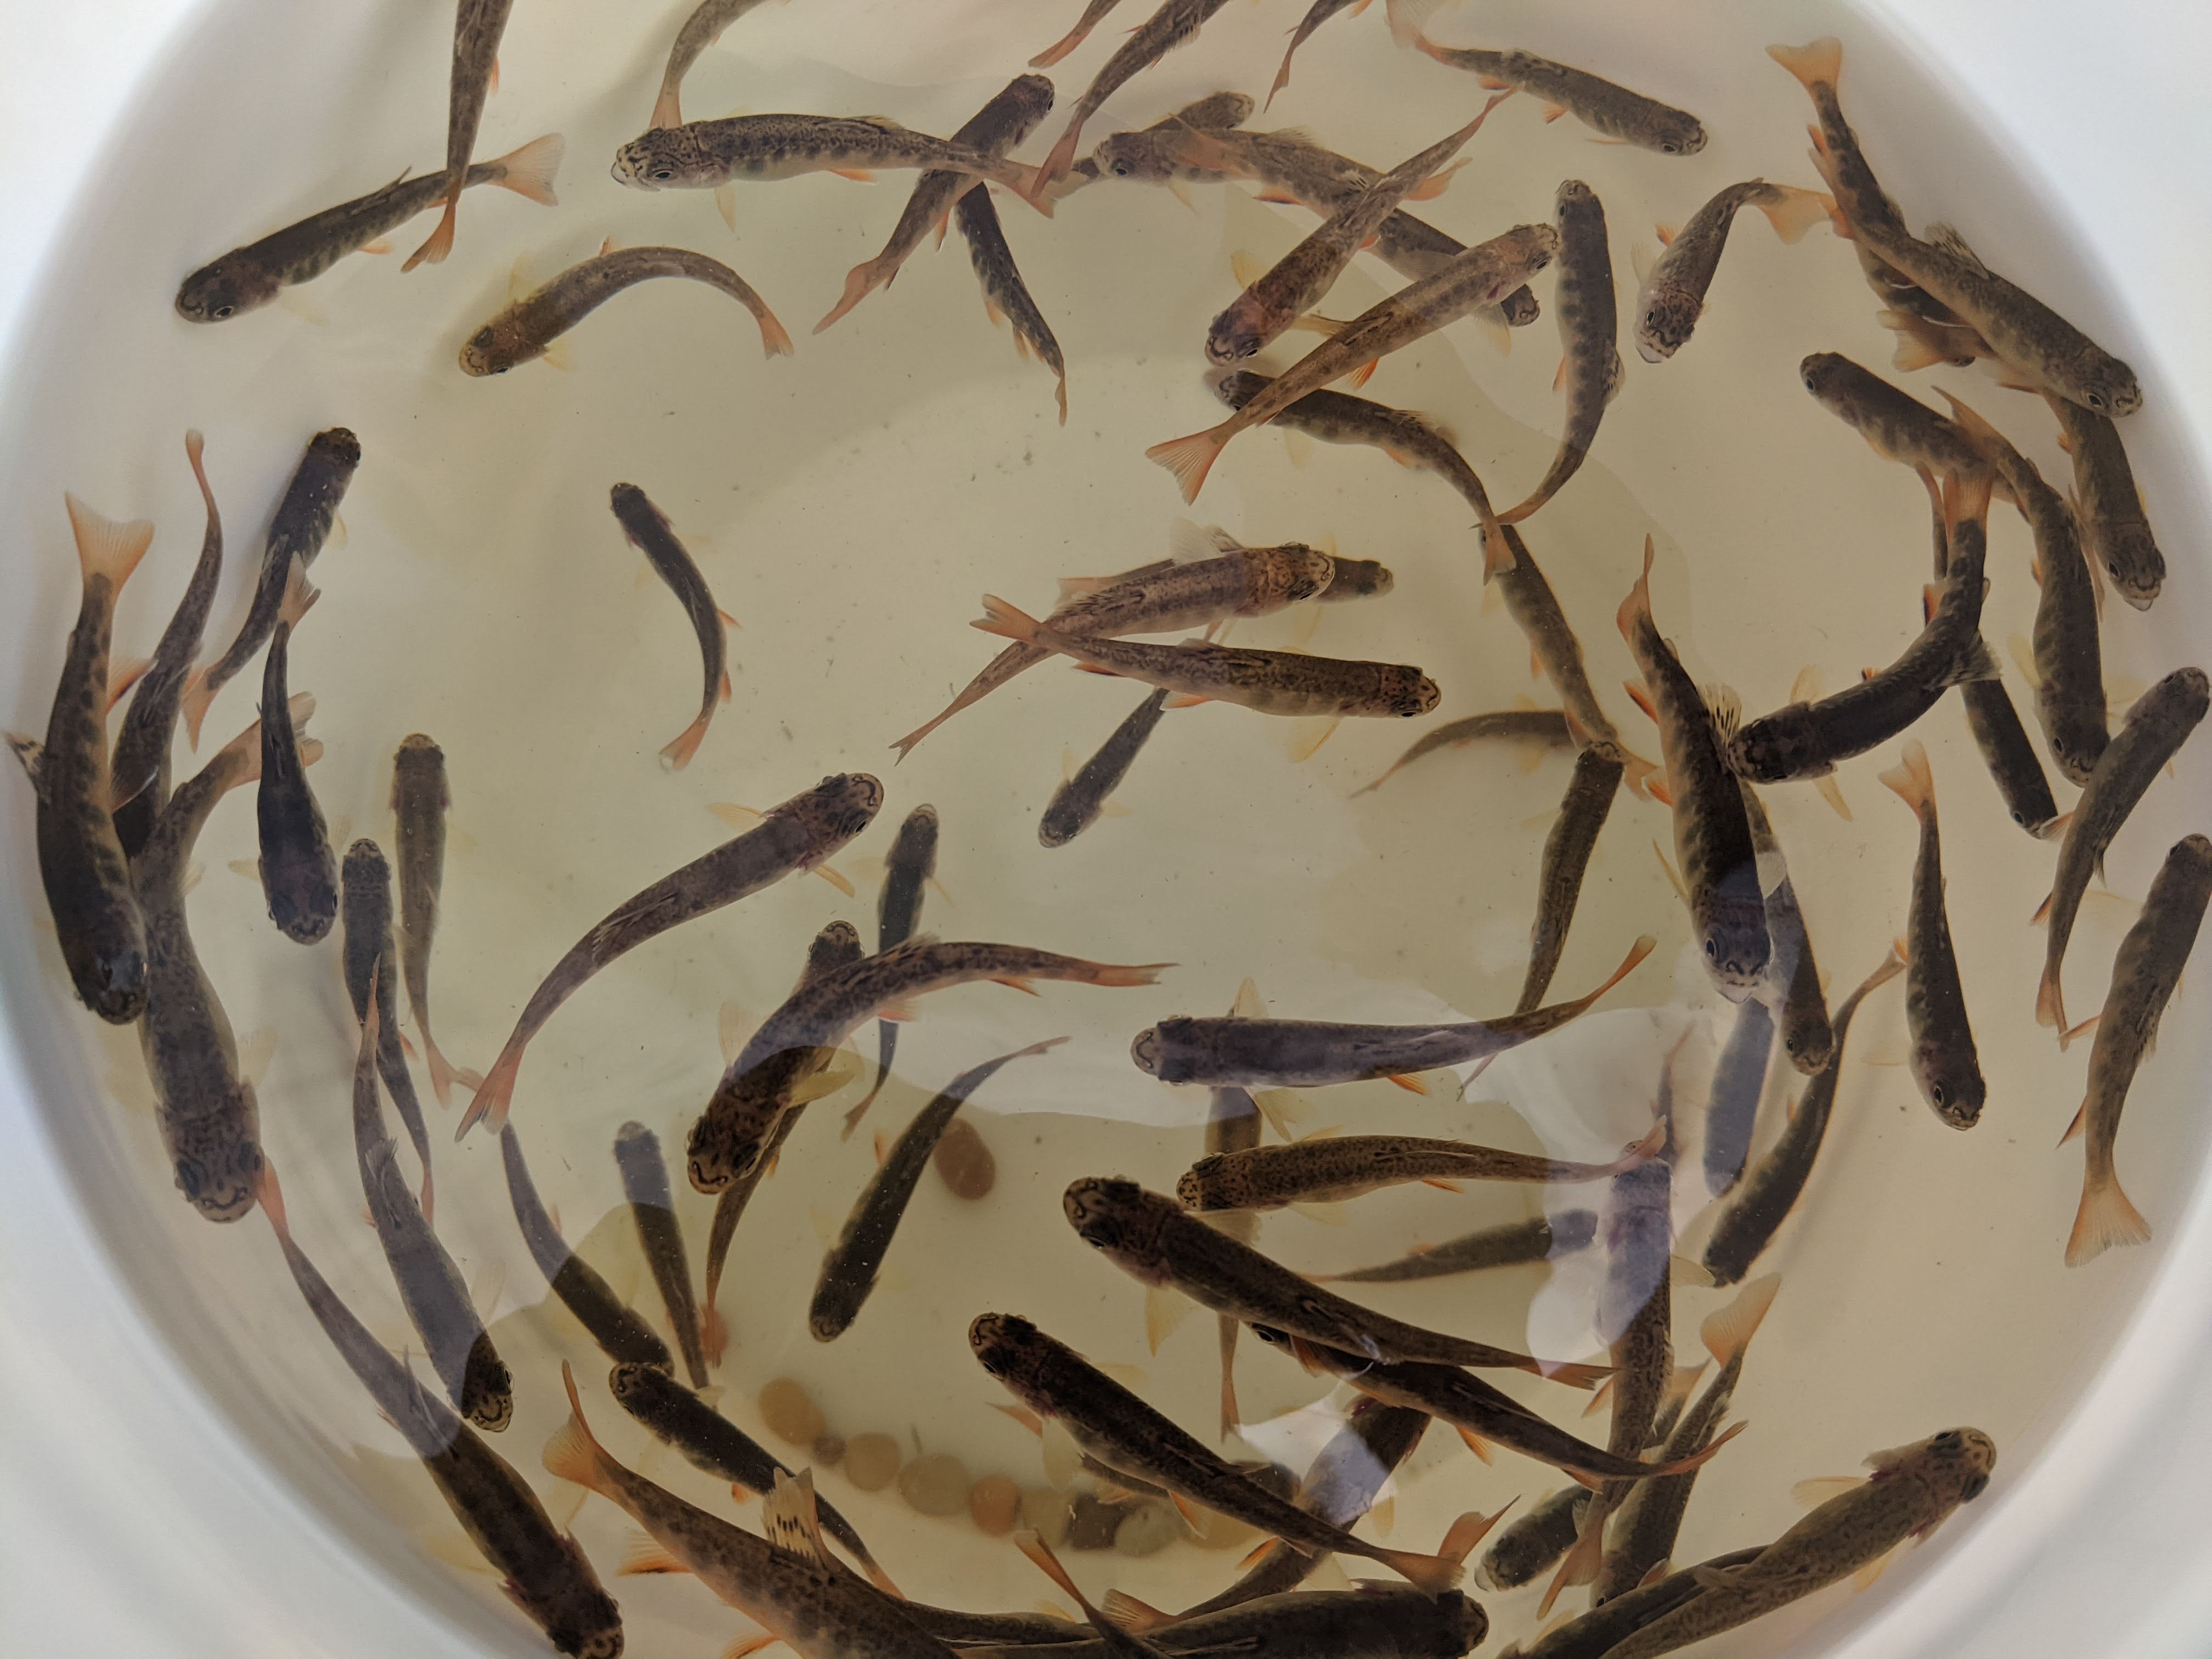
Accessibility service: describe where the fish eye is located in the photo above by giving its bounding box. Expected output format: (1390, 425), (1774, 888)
(1660, 140), (1679, 154)
(2084, 392), (2105, 411)
(2107, 560), (2123, 579)
(1931, 1081), (1948, 1107)
(213, 303), (235, 319)
(651, 167), (676, 182)
(1933, 1430), (1962, 1451)
(1703, 939), (1717, 958)
(1111, 161), (1132, 177)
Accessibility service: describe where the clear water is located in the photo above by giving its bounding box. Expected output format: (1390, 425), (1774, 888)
(2, 1), (2207, 1655)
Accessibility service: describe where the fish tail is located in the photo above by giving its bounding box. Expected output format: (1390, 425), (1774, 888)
(179, 666), (216, 750)
(1877, 738), (1933, 817)
(541, 1361), (618, 1497)
(253, 1158), (290, 1238)
(1616, 534), (1656, 645)
(815, 259), (887, 334)
(1100, 1590), (1175, 1634)
(1656, 1417), (1751, 1476)
(2035, 964), (2066, 1033)
(64, 494), (154, 594)
(402, 193), (460, 272)
(1757, 183), (1836, 245)
(1767, 37), (1843, 96)
(1539, 1501), (1606, 1616)
(1541, 1358), (1615, 1390)
(752, 299), (796, 359)
(457, 1045), (521, 1141)
(1266, 38), (1299, 109)
(1700, 1274), (1781, 1367)
(1943, 463), (1995, 531)
(1565, 933), (1657, 1018)
(841, 1063), (891, 1138)
(971, 594), (1042, 644)
(1033, 117), (1086, 202)
(1076, 958), (1177, 988)
(650, 88), (682, 132)
(1146, 427), (1229, 503)
(1378, 1541), (1464, 1596)
(1944, 633), (2000, 689)
(488, 132), (565, 206)
(277, 555), (319, 630)
(419, 1024), (479, 1109)
(659, 709), (714, 771)
(1030, 22), (1092, 69)
(2067, 1171), (2150, 1266)
(1387, 0), (1451, 49)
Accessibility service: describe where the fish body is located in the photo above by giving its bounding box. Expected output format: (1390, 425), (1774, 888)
(608, 483), (734, 770)
(1736, 782), (1831, 1073)
(2047, 392), (2163, 609)
(1042, 688), (1171, 845)
(1497, 179), (1619, 524)
(998, 1589), (1487, 1659)
(652, 0), (777, 129)
(1505, 1548), (1763, 1658)
(2064, 834), (2212, 1264)
(460, 771), (882, 1138)
(845, 805), (940, 1133)
(1520, 744), (1628, 1011)
(177, 136), (563, 320)
(1178, 1128), (1658, 1211)
(1203, 1017), (1262, 1442)
(1479, 1486), (1590, 1592)
(1318, 1209), (1595, 1284)
(956, 180), (1068, 420)
(1358, 708), (1576, 795)
(403, 0), (517, 269)
(1600, 1428), (1995, 1659)
(613, 1123), (708, 1387)
(339, 841), (437, 1220)
(1033, 0), (1240, 193)
(256, 565), (336, 943)
(13, 497), (153, 1020)
(111, 434), (222, 857)
(1635, 182), (1835, 361)
(1415, 41), (1705, 153)
(500, 1125), (675, 1371)
(2038, 669), (2210, 1032)
(1700, 995), (1774, 1197)
(1878, 742), (1984, 1127)
(1490, 524), (1638, 763)
(612, 114), (1042, 198)
(391, 734), (471, 1104)
(1077, 91), (1254, 187)
(1799, 353), (1991, 483)
(183, 427), (359, 746)
(462, 245), (791, 373)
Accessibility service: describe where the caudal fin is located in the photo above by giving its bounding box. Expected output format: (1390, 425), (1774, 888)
(1757, 183), (1836, 244)
(402, 194), (460, 271)
(277, 556), (319, 630)
(1767, 37), (1843, 97)
(1378, 1538), (1466, 1596)
(815, 259), (887, 333)
(659, 709), (714, 771)
(457, 1045), (521, 1141)
(1616, 534), (1656, 645)
(1146, 428), (1230, 503)
(971, 594), (1043, 644)
(541, 1361), (617, 1496)
(64, 494), (155, 592)
(2066, 1172), (2150, 1266)
(489, 133), (565, 206)
(1701, 1274), (1782, 1367)
(1877, 738), (1934, 817)
(2036, 962), (2066, 1032)
(1032, 117), (1086, 203)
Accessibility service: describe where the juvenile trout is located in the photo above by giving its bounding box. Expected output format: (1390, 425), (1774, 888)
(1877, 741), (1983, 1128)
(392, 735), (473, 1105)
(1074, 92), (1252, 191)
(974, 595), (1437, 718)
(256, 563), (336, 943)
(1148, 223), (1560, 499)
(1520, 744), (1628, 1011)
(1618, 539), (1765, 995)
(1634, 182), (1835, 361)
(810, 1040), (1064, 1341)
(1042, 689), (1171, 847)
(1316, 1208), (1596, 1284)
(1267, 0), (1368, 107)
(612, 115), (1045, 201)
(460, 772), (881, 1138)
(1178, 1124), (1662, 1212)
(1003, 1588), (1487, 1659)
(1033, 0), (1132, 68)
(461, 245), (791, 373)
(845, 804), (940, 1134)
(2061, 834), (2212, 1264)
(1031, 0), (1240, 195)
(651, 0), (776, 130)
(1799, 353), (1993, 484)
(614, 1122), (707, 1387)
(403, 0), (517, 269)
(1701, 995), (1773, 1199)
(111, 433), (222, 859)
(968, 1313), (1475, 1592)
(255, 1166), (622, 1657)
(177, 135), (562, 320)
(340, 840), (436, 1218)
(1502, 1549), (1764, 1659)
(2036, 669), (2210, 1032)
(1737, 782), (1831, 1074)
(1491, 526), (1647, 780)
(10, 496), (153, 1021)
(1414, 41), (1706, 153)
(183, 426), (359, 746)
(2046, 391), (2163, 610)
(1201, 984), (1264, 1440)
(608, 483), (735, 770)
(1479, 1487), (1590, 1592)
(1497, 180), (1619, 523)
(1600, 1428), (1995, 1659)
(1062, 1177), (1604, 1379)
(1356, 709), (1574, 795)
(956, 179), (1068, 421)
(499, 1125), (675, 1372)
(1132, 934), (1653, 1088)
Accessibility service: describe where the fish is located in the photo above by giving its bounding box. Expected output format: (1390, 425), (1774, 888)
(607, 1362), (894, 1592)
(1034, 0), (1133, 69)
(810, 1039), (1065, 1341)
(254, 1165), (622, 1657)
(1011, 1533), (1170, 1659)
(1413, 41), (1706, 153)
(1003, 1588), (1489, 1659)
(1597, 1277), (1782, 1601)
(613, 1122), (708, 1387)
(1942, 392), (2107, 783)
(1267, 0), (1370, 108)
(461, 244), (792, 373)
(391, 734), (476, 1106)
(1487, 525), (1646, 773)
(2036, 669), (2210, 1033)
(1877, 741), (1984, 1128)
(255, 562), (337, 944)
(1618, 537), (1768, 997)
(1520, 744), (1629, 1012)
(1718, 472), (1997, 787)
(1148, 223), (1559, 500)
(1598, 1427), (1996, 1659)
(968, 1312), (1479, 1592)
(1042, 689), (1172, 847)
(2061, 834), (2212, 1264)
(690, 938), (1169, 1192)
(545, 1367), (956, 1658)
(132, 712), (298, 1219)
(1062, 1177), (1605, 1379)
(891, 524), (1346, 756)
(339, 840), (437, 1220)
(111, 432), (222, 859)
(403, 0), (517, 269)
(1500, 1549), (1764, 1659)
(499, 1125), (676, 1372)
(2045, 391), (2163, 610)
(176, 134), (563, 320)
(956, 177), (1069, 421)
(607, 482), (736, 770)
(1073, 92), (1254, 191)
(1178, 1124), (1664, 1212)
(845, 805), (941, 1135)
(1702, 949), (1903, 1286)
(1314, 1207), (1598, 1284)
(1699, 995), (1774, 1199)
(651, 0), (777, 131)
(1634, 182), (1836, 361)
(1772, 37), (2135, 414)
(459, 771), (882, 1139)
(1496, 180), (1620, 524)
(816, 75), (1054, 332)
(1477, 1486), (1590, 1592)
(1031, 0), (1240, 196)
(182, 426), (360, 747)
(1199, 101), (1509, 366)
(611, 114), (1047, 202)
(1736, 782), (1832, 1074)
(1202, 985), (1265, 1440)
(974, 595), (1437, 720)
(1355, 709), (1575, 795)
(1798, 353), (1995, 486)
(1131, 933), (1654, 1088)
(351, 988), (510, 1431)
(9, 496), (154, 1021)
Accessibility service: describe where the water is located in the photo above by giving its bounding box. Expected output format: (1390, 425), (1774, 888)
(2, 0), (2207, 1654)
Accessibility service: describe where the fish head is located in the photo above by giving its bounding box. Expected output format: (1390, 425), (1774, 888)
(967, 1312), (1059, 1407)
(174, 254), (280, 323)
(1798, 351), (1852, 402)
(1173, 1158), (1231, 1211)
(1091, 132), (1175, 183)
(1936, 1428), (1999, 1501)
(1499, 285), (1543, 327)
(1203, 297), (1272, 368)
(78, 940), (147, 1024)
(611, 129), (693, 190)
(1449, 1593), (1491, 1653)
(792, 771), (886, 849)
(1063, 1176), (1175, 1275)
(464, 1359), (516, 1432)
(458, 318), (532, 377)
(507, 1536), (623, 1657)
(171, 1118), (264, 1223)
(607, 1363), (660, 1405)
(1037, 799), (1086, 848)
(1390, 673), (1443, 718)
(2097, 523), (2165, 611)
(2069, 361), (2142, 420)
(1205, 367), (1268, 413)
(1648, 114), (1709, 156)
(1911, 1043), (1985, 1129)
(1697, 889), (1771, 999)
(266, 856), (340, 945)
(1321, 557), (1394, 601)
(1635, 283), (1702, 363)
(1779, 1003), (1836, 1075)
(1128, 1024), (1166, 1077)
(1723, 705), (1819, 787)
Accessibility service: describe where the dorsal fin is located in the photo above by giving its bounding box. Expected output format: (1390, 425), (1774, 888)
(761, 1469), (832, 1565)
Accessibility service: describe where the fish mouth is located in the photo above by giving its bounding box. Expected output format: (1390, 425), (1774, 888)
(1128, 1028), (1162, 1075)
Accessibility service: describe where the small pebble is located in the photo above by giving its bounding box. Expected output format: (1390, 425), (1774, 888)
(757, 1378), (824, 1447)
(1114, 1500), (1181, 1558)
(969, 1474), (1022, 1536)
(811, 1434), (846, 1468)
(932, 1118), (996, 1199)
(1067, 1492), (1128, 1550)
(900, 1453), (972, 1516)
(845, 1432), (902, 1492)
(1020, 1486), (1073, 1547)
